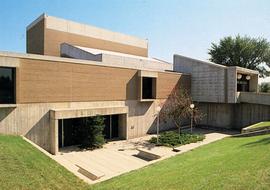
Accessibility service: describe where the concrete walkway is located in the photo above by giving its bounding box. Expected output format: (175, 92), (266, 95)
(25, 129), (235, 184)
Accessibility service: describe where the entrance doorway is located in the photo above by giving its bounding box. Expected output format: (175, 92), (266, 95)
(58, 118), (83, 148)
(58, 115), (120, 148)
(103, 115), (119, 139)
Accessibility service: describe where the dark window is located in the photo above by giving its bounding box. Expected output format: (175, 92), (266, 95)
(0, 67), (15, 104)
(142, 77), (154, 99)
(103, 115), (119, 139)
(58, 115), (120, 148)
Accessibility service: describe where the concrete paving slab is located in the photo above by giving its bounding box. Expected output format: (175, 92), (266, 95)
(23, 128), (235, 184)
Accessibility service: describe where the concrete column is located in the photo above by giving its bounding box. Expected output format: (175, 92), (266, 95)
(118, 114), (128, 139)
(50, 119), (58, 155)
(109, 115), (112, 139)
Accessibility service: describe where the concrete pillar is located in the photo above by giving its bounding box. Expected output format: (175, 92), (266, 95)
(118, 114), (128, 139)
(50, 119), (58, 155)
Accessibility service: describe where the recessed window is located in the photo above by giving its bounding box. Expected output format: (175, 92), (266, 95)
(142, 77), (156, 99)
(0, 67), (16, 104)
(237, 74), (249, 92)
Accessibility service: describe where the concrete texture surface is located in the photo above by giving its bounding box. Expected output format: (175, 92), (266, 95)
(173, 54), (259, 104)
(60, 43), (172, 72)
(238, 92), (270, 106)
(199, 102), (270, 129)
(41, 128), (234, 184)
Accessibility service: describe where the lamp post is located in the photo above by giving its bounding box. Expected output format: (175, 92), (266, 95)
(190, 103), (195, 133)
(156, 106), (161, 144)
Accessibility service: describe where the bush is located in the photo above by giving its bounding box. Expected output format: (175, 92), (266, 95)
(149, 131), (205, 147)
(80, 116), (106, 149)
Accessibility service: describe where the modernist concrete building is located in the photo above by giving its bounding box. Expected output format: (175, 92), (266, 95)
(0, 14), (190, 155)
(0, 14), (269, 155)
(174, 54), (270, 129)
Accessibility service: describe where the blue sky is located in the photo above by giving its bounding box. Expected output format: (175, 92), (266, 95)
(0, 0), (270, 63)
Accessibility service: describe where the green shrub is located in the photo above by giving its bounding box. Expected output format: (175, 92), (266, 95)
(149, 131), (205, 147)
(80, 116), (105, 149)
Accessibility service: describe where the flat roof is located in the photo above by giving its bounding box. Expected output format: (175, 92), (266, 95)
(174, 54), (227, 69)
(67, 44), (169, 64)
(27, 13), (148, 50)
(0, 51), (188, 75)
(174, 54), (259, 74)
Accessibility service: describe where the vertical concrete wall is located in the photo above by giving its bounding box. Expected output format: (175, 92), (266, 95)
(27, 14), (149, 57)
(249, 74), (259, 92)
(238, 92), (270, 106)
(198, 102), (270, 129)
(227, 67), (237, 103)
(0, 100), (173, 153)
(173, 55), (227, 103)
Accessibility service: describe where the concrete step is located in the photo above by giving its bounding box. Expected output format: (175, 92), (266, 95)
(136, 148), (163, 161)
(76, 163), (104, 181)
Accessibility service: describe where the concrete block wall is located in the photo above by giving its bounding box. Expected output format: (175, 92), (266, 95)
(174, 55), (227, 103)
(227, 67), (237, 103)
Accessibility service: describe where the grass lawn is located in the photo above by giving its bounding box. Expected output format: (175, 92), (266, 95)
(92, 134), (270, 190)
(0, 135), (89, 190)
(249, 121), (270, 129)
(1, 134), (270, 190)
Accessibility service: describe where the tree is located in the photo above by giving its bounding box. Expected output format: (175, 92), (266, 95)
(159, 89), (203, 137)
(80, 115), (105, 149)
(208, 35), (270, 77)
(259, 82), (270, 93)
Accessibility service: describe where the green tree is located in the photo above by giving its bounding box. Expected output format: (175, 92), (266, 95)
(80, 115), (105, 149)
(208, 35), (270, 77)
(259, 82), (270, 93)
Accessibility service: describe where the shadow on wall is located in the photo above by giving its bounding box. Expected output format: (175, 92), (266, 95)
(125, 72), (152, 116)
(147, 80), (188, 134)
(126, 73), (138, 100)
(25, 111), (51, 152)
(147, 117), (176, 134)
(0, 107), (15, 122)
(125, 72), (191, 135)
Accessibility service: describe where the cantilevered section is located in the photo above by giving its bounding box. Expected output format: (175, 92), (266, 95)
(173, 54), (259, 103)
(27, 14), (148, 57)
(50, 106), (128, 120)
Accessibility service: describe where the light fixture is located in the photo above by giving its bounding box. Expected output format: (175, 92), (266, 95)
(246, 75), (251, 80)
(237, 74), (242, 80)
(190, 104), (195, 109)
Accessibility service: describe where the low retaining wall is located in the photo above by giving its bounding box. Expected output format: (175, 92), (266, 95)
(242, 125), (270, 134)
(198, 102), (270, 130)
(233, 129), (270, 137)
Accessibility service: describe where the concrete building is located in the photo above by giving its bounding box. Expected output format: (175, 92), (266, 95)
(0, 14), (269, 155)
(0, 14), (189, 155)
(174, 54), (270, 129)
